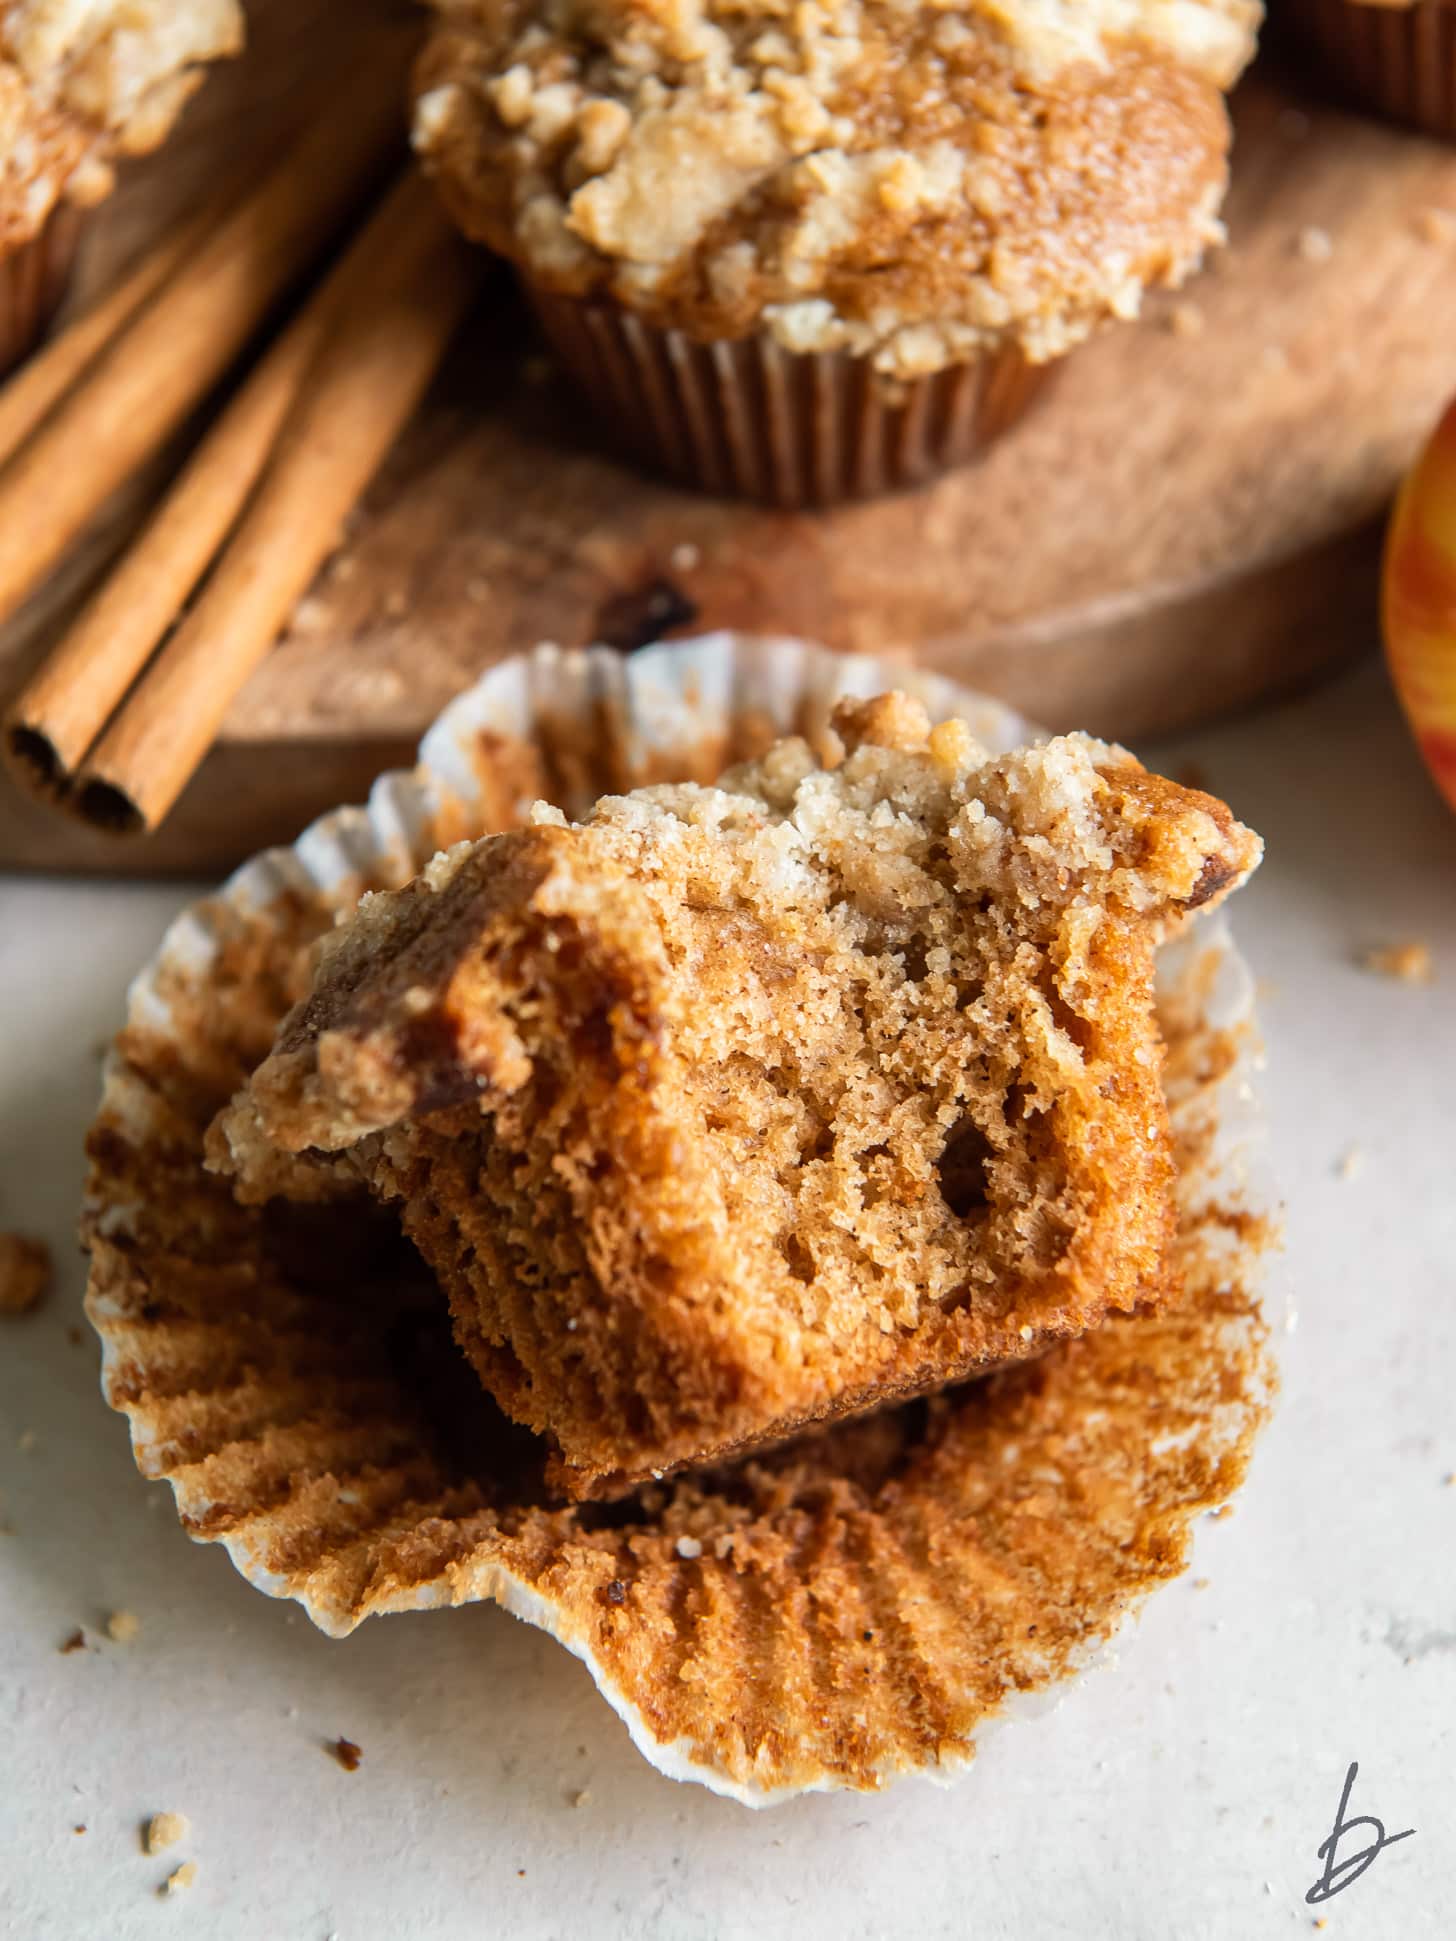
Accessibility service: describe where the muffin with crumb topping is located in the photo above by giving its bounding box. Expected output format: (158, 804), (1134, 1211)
(0, 0), (243, 373)
(208, 690), (1261, 1499)
(412, 0), (1261, 505)
(1283, 0), (1456, 136)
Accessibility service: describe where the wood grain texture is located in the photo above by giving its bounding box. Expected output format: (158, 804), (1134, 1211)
(3, 26), (1454, 873)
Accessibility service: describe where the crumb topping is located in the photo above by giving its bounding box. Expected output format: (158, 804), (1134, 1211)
(413, 0), (1258, 373)
(0, 1), (242, 250)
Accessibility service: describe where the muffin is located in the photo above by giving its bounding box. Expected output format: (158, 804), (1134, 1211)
(1283, 0), (1456, 136)
(0, 1), (244, 373)
(85, 636), (1276, 1800)
(410, 0), (1262, 505)
(209, 690), (1261, 1499)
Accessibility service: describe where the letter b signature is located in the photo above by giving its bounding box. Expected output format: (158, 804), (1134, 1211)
(1306, 1761), (1415, 1905)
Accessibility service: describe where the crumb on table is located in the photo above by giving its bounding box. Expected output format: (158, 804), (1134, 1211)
(1335, 1145), (1363, 1182)
(1362, 941), (1432, 984)
(0, 1232), (51, 1314)
(145, 1812), (189, 1855)
(106, 1610), (140, 1644)
(1166, 301), (1205, 339)
(329, 1737), (363, 1772)
(160, 1862), (197, 1897)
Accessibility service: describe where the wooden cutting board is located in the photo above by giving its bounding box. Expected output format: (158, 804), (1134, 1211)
(3, 12), (1456, 875)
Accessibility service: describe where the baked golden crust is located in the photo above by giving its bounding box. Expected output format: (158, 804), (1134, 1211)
(411, 0), (1259, 376)
(211, 696), (1260, 1498)
(0, 1), (243, 253)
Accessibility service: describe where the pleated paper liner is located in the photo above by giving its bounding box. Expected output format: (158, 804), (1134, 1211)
(1285, 0), (1456, 137)
(83, 635), (1274, 1805)
(526, 290), (1051, 508)
(0, 202), (84, 377)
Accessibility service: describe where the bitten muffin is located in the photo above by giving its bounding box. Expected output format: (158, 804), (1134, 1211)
(411, 0), (1262, 503)
(209, 692), (1261, 1500)
(0, 1), (243, 370)
(1283, 0), (1456, 137)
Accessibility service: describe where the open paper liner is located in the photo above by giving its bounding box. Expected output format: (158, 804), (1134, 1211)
(0, 201), (83, 377)
(527, 290), (1050, 508)
(84, 635), (1274, 1805)
(1285, 0), (1456, 137)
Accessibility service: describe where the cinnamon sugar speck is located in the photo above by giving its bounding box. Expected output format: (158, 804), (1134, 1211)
(0, 1232), (50, 1314)
(1362, 941), (1432, 984)
(329, 1737), (363, 1772)
(59, 1629), (86, 1654)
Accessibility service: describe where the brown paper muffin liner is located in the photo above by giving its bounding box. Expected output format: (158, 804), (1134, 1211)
(1285, 0), (1456, 136)
(526, 290), (1051, 508)
(83, 636), (1274, 1804)
(0, 201), (83, 376)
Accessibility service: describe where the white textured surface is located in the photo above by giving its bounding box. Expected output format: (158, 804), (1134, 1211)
(1, 657), (1453, 1939)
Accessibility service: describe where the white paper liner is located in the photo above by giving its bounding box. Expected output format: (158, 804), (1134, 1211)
(83, 634), (1275, 1805)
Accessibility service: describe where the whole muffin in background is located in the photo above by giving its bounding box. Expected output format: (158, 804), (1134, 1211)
(0, 0), (244, 373)
(412, 0), (1263, 505)
(1282, 0), (1456, 137)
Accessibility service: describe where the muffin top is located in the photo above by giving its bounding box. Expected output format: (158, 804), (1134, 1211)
(0, 0), (243, 254)
(413, 0), (1261, 376)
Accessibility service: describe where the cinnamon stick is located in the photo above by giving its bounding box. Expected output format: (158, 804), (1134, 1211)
(0, 202), (214, 469)
(0, 51), (404, 635)
(5, 175), (424, 793)
(73, 179), (480, 836)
